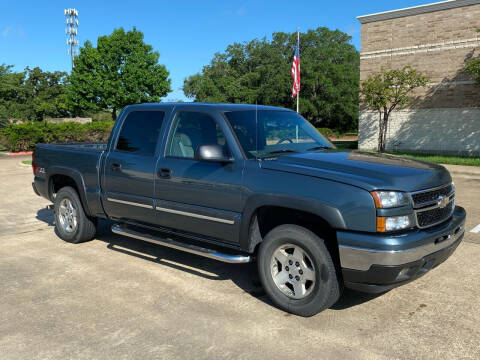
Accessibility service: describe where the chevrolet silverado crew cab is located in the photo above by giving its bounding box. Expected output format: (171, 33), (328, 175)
(32, 103), (466, 316)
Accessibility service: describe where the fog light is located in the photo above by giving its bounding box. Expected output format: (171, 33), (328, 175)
(386, 215), (412, 231)
(377, 215), (414, 232)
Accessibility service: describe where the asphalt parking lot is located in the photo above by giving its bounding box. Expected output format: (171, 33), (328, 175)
(0, 156), (479, 359)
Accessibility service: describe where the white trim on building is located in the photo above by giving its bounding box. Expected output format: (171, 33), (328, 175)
(357, 0), (480, 24)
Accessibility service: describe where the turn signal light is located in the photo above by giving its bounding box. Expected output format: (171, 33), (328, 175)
(376, 217), (386, 232)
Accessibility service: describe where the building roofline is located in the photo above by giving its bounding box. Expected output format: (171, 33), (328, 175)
(357, 0), (480, 24)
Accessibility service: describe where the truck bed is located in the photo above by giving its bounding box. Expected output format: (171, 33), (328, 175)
(33, 142), (107, 216)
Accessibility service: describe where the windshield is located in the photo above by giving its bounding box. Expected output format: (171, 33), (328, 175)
(223, 110), (333, 159)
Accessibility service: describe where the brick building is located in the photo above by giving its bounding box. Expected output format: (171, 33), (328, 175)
(357, 0), (480, 155)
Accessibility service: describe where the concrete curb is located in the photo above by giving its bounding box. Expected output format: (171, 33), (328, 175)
(8, 151), (33, 156)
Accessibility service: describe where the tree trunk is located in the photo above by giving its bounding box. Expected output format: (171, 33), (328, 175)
(381, 112), (389, 152)
(112, 107), (117, 121)
(377, 110), (384, 152)
(378, 107), (389, 153)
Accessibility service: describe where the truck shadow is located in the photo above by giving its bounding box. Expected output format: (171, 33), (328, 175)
(36, 207), (55, 226)
(36, 209), (386, 312)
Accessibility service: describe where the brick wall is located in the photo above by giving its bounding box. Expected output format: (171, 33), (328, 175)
(360, 3), (480, 107)
(358, 1), (480, 153)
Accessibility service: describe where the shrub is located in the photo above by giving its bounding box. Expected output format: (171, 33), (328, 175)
(317, 128), (335, 138)
(0, 121), (114, 152)
(316, 128), (358, 138)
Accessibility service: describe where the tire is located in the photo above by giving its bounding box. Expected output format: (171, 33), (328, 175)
(54, 186), (97, 244)
(257, 224), (341, 317)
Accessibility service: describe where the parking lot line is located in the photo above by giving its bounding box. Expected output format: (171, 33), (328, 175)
(470, 224), (480, 234)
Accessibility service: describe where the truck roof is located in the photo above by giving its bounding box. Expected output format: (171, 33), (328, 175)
(123, 102), (292, 112)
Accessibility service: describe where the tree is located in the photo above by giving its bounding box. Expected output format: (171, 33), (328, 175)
(68, 28), (171, 120)
(0, 64), (26, 120)
(464, 29), (480, 85)
(24, 67), (70, 121)
(465, 59), (480, 84)
(360, 66), (428, 152)
(183, 27), (359, 131)
(0, 65), (69, 121)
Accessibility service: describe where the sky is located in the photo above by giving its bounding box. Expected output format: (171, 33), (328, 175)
(0, 0), (435, 101)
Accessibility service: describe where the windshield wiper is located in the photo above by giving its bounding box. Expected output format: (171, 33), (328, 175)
(306, 145), (332, 151)
(260, 149), (298, 158)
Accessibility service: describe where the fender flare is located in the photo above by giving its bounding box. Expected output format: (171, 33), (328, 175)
(46, 166), (92, 216)
(239, 194), (346, 251)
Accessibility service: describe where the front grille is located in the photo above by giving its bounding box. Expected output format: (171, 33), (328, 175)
(411, 183), (453, 207)
(412, 183), (455, 228)
(416, 199), (454, 228)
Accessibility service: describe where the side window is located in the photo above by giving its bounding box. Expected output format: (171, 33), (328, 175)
(116, 111), (165, 155)
(168, 112), (227, 159)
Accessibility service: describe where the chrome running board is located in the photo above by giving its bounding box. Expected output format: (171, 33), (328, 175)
(111, 223), (251, 264)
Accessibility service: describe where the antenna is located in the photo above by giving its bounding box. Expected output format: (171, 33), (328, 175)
(255, 101), (258, 158)
(64, 8), (79, 70)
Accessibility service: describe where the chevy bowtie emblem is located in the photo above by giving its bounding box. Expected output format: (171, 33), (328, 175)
(437, 195), (449, 208)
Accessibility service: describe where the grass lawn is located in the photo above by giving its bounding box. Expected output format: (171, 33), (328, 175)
(331, 140), (479, 167)
(22, 160), (32, 165)
(386, 152), (480, 167)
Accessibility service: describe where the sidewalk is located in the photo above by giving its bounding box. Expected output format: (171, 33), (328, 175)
(443, 164), (480, 178)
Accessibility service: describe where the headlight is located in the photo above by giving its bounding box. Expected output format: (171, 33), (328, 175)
(377, 215), (415, 232)
(371, 191), (410, 208)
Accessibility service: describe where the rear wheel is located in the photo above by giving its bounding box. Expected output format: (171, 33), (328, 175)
(257, 224), (341, 316)
(54, 186), (96, 243)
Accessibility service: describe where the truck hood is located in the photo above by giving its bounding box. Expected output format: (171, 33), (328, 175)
(260, 150), (451, 192)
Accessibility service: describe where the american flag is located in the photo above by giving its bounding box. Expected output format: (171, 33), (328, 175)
(291, 37), (300, 98)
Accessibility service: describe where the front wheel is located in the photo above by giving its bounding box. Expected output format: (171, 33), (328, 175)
(257, 224), (341, 316)
(54, 186), (97, 243)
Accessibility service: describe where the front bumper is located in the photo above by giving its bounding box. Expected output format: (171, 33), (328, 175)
(338, 206), (466, 293)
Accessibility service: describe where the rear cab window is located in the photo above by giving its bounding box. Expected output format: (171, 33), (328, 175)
(115, 111), (165, 156)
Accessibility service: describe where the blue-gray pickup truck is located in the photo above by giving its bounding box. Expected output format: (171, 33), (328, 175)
(32, 103), (466, 316)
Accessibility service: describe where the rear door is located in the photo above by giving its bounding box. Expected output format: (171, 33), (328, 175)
(153, 109), (245, 243)
(102, 109), (166, 224)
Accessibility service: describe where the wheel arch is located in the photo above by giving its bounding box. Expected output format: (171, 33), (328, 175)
(240, 195), (346, 262)
(47, 166), (92, 216)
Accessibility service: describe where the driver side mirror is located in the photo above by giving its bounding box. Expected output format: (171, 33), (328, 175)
(195, 144), (233, 164)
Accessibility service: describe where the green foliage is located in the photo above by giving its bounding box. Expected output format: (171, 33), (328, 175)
(465, 29), (480, 85)
(90, 111), (113, 122)
(332, 140), (358, 150)
(360, 66), (428, 152)
(0, 64), (70, 121)
(464, 58), (480, 85)
(68, 28), (171, 120)
(0, 121), (114, 152)
(183, 27), (359, 131)
(317, 128), (358, 138)
(317, 127), (335, 137)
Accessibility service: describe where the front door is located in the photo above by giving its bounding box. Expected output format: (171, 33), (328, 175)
(102, 110), (166, 224)
(154, 110), (244, 243)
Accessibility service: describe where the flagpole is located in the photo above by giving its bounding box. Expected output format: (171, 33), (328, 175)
(296, 28), (300, 114)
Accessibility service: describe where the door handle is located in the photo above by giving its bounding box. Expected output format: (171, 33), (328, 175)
(158, 168), (171, 179)
(111, 163), (122, 171)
